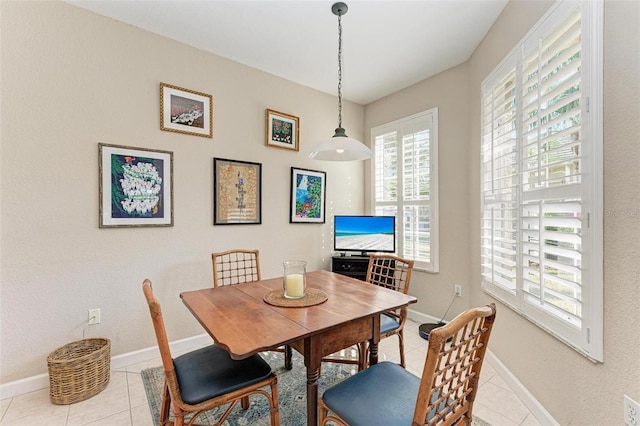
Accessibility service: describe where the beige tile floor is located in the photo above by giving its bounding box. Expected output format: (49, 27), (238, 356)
(0, 320), (542, 425)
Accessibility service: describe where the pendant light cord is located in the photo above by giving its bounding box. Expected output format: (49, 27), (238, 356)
(337, 11), (343, 129)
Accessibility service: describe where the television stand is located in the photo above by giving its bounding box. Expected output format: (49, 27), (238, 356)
(331, 255), (370, 281)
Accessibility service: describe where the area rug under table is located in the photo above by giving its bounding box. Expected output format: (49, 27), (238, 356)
(142, 350), (491, 425)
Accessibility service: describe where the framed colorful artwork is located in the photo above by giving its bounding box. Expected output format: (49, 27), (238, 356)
(290, 167), (326, 223)
(160, 82), (213, 138)
(214, 158), (262, 225)
(265, 109), (299, 151)
(99, 144), (173, 228)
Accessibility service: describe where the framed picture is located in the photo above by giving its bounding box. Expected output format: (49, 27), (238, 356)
(214, 158), (262, 225)
(160, 82), (213, 138)
(290, 167), (326, 223)
(265, 109), (299, 151)
(99, 144), (173, 228)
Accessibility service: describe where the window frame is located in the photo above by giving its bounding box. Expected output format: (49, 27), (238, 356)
(480, 0), (603, 362)
(371, 108), (439, 273)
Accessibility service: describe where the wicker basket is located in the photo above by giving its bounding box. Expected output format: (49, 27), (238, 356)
(47, 338), (111, 404)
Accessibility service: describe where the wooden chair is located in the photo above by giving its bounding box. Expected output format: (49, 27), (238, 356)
(365, 254), (414, 368)
(142, 279), (280, 426)
(211, 249), (261, 286)
(319, 304), (497, 426)
(322, 254), (414, 371)
(211, 249), (292, 370)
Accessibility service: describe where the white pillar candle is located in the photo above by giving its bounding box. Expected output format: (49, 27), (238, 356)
(285, 273), (305, 298)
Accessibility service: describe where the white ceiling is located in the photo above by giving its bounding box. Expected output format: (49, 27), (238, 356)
(66, 0), (508, 105)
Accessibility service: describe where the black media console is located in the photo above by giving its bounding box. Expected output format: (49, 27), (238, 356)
(331, 255), (370, 281)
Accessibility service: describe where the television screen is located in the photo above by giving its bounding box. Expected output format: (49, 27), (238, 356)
(334, 215), (396, 254)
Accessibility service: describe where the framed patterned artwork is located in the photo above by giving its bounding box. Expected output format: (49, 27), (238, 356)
(99, 144), (173, 228)
(290, 167), (326, 223)
(265, 109), (299, 151)
(213, 158), (262, 225)
(160, 83), (213, 138)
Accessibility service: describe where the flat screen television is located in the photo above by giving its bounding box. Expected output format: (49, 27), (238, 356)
(334, 215), (396, 256)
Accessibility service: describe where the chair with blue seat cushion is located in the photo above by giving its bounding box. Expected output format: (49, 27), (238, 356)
(322, 254), (414, 371)
(143, 279), (279, 426)
(319, 303), (496, 426)
(364, 253), (414, 368)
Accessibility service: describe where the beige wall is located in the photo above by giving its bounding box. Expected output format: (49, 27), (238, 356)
(0, 1), (366, 382)
(368, 0), (640, 424)
(365, 63), (472, 321)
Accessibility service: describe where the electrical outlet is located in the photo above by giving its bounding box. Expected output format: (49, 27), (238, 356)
(454, 284), (462, 297)
(88, 309), (101, 325)
(625, 395), (640, 426)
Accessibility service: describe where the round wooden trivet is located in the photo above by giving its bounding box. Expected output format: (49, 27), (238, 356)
(263, 288), (328, 307)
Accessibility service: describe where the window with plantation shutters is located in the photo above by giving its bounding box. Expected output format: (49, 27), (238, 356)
(372, 108), (439, 272)
(481, 0), (603, 361)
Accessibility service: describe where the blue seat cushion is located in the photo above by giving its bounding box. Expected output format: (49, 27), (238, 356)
(323, 361), (451, 426)
(173, 345), (272, 405)
(380, 312), (400, 334)
(322, 361), (419, 426)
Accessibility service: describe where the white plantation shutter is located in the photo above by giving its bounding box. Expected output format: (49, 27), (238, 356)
(481, 63), (518, 293)
(374, 131), (398, 205)
(372, 109), (439, 272)
(481, 0), (602, 361)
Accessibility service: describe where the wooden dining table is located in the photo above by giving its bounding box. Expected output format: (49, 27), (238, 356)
(180, 269), (417, 425)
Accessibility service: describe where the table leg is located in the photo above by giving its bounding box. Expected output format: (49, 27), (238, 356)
(369, 340), (379, 365)
(284, 344), (293, 370)
(306, 364), (319, 425)
(300, 337), (321, 426)
(369, 313), (381, 366)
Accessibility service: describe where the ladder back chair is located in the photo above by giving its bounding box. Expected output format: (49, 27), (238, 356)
(211, 249), (292, 369)
(319, 303), (497, 426)
(365, 253), (414, 368)
(211, 249), (261, 287)
(142, 279), (279, 426)
(322, 253), (415, 371)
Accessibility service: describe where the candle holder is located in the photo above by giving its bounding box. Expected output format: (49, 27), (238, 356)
(283, 260), (307, 299)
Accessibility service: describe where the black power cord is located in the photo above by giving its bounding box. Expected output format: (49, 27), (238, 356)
(418, 293), (457, 340)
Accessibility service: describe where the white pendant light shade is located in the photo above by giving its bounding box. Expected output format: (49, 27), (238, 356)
(309, 2), (372, 162)
(309, 128), (372, 161)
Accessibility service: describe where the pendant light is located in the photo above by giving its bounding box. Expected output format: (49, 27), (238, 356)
(309, 2), (372, 161)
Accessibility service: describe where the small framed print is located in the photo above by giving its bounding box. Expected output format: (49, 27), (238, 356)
(290, 167), (326, 223)
(99, 144), (173, 228)
(265, 109), (299, 151)
(160, 82), (213, 138)
(214, 158), (262, 225)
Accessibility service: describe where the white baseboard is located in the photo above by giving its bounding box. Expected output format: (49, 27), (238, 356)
(0, 334), (212, 400)
(0, 373), (50, 402)
(484, 346), (558, 425)
(407, 308), (442, 325)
